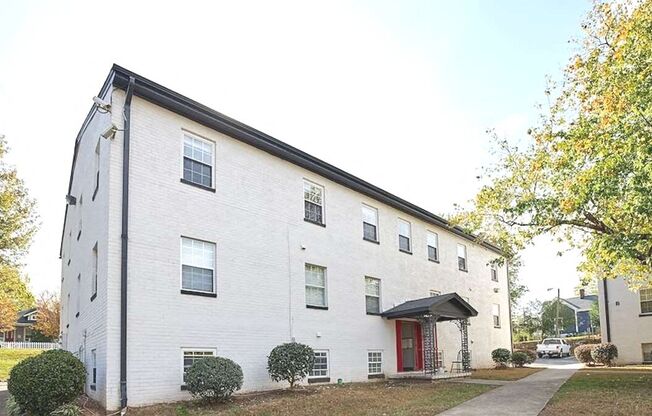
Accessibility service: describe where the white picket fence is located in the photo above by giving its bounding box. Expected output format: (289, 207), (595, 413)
(0, 341), (60, 350)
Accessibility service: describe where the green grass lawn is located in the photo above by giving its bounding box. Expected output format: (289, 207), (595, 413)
(129, 381), (494, 416)
(0, 349), (43, 381)
(540, 369), (652, 416)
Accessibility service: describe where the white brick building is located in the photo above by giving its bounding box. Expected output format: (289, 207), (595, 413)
(598, 277), (652, 364)
(60, 65), (512, 410)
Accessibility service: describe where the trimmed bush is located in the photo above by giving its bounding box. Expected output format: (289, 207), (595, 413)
(491, 348), (511, 367)
(268, 342), (314, 388)
(186, 356), (243, 402)
(5, 394), (22, 416)
(591, 343), (618, 366)
(514, 349), (536, 364)
(8, 349), (85, 416)
(50, 403), (82, 416)
(574, 344), (594, 365)
(510, 351), (529, 367)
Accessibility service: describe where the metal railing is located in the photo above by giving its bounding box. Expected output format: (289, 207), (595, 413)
(0, 341), (60, 350)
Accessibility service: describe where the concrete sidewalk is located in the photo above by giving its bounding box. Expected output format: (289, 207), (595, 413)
(438, 368), (576, 416)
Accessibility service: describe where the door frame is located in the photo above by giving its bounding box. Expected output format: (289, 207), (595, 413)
(395, 320), (423, 372)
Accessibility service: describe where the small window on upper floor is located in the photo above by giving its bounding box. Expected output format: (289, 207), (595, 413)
(91, 243), (98, 300)
(457, 244), (467, 271)
(427, 231), (439, 262)
(362, 204), (379, 242)
(398, 219), (411, 253)
(303, 180), (324, 226)
(640, 288), (652, 314)
(182, 133), (214, 189)
(92, 139), (100, 200)
(491, 264), (498, 282)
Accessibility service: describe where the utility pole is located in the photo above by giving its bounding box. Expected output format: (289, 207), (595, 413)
(555, 288), (560, 338)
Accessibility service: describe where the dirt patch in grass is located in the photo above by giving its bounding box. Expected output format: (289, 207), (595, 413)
(540, 369), (652, 416)
(128, 381), (493, 416)
(0, 349), (43, 381)
(469, 367), (542, 381)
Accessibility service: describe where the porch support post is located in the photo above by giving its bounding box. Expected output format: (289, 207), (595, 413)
(418, 314), (438, 375)
(455, 318), (471, 371)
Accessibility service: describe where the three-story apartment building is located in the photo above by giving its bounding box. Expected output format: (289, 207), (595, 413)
(60, 65), (511, 410)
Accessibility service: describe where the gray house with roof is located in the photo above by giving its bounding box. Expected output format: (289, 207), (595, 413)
(560, 289), (598, 334)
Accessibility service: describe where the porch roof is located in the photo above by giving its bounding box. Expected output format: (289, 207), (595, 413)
(381, 293), (478, 321)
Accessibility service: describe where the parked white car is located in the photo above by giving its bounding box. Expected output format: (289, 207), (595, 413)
(536, 338), (571, 358)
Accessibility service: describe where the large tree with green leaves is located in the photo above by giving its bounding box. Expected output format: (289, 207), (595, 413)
(455, 0), (652, 289)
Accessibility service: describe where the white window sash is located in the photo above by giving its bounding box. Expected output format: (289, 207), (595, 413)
(181, 348), (216, 384)
(180, 237), (216, 294)
(309, 350), (329, 378)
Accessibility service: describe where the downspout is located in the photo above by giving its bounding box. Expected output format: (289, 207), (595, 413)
(602, 278), (611, 342)
(120, 76), (136, 410)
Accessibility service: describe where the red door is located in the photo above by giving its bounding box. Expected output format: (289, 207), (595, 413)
(396, 321), (423, 372)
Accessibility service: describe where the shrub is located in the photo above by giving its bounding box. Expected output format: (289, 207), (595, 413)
(491, 348), (511, 367)
(574, 344), (594, 365)
(591, 343), (618, 366)
(5, 394), (22, 416)
(8, 349), (85, 416)
(513, 349), (536, 364)
(50, 403), (82, 416)
(186, 356), (243, 402)
(267, 342), (314, 388)
(510, 351), (528, 367)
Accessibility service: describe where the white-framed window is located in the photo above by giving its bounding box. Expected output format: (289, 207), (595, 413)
(181, 348), (216, 384)
(181, 237), (216, 294)
(427, 231), (439, 262)
(182, 133), (214, 188)
(310, 350), (329, 378)
(303, 180), (325, 225)
(90, 349), (97, 390)
(457, 244), (468, 271)
(367, 350), (383, 375)
(643, 343), (652, 363)
(491, 264), (498, 281)
(305, 264), (327, 308)
(429, 290), (441, 297)
(365, 277), (381, 314)
(92, 243), (98, 298)
(492, 303), (501, 328)
(398, 219), (411, 252)
(27, 313), (37, 321)
(640, 288), (652, 314)
(362, 204), (379, 242)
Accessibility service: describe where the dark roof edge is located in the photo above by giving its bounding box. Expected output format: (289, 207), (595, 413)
(108, 64), (503, 255)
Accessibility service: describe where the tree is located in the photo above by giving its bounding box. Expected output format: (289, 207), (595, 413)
(590, 300), (601, 333)
(513, 300), (543, 341)
(0, 136), (38, 266)
(34, 291), (60, 340)
(0, 263), (35, 311)
(453, 0), (652, 289)
(541, 299), (576, 337)
(0, 295), (17, 333)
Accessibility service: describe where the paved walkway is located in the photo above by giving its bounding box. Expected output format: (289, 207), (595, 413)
(439, 368), (577, 416)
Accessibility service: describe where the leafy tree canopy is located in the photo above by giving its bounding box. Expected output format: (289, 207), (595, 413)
(453, 0), (652, 289)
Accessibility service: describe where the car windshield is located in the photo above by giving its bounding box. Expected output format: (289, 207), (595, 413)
(543, 339), (561, 344)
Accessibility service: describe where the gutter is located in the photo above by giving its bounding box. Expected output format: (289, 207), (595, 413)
(602, 278), (611, 342)
(120, 76), (136, 410)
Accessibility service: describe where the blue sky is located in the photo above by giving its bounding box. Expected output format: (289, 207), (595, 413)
(0, 0), (591, 307)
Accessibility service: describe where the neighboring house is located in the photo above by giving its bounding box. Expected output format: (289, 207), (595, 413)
(598, 277), (652, 364)
(0, 308), (38, 342)
(560, 289), (598, 334)
(60, 65), (512, 410)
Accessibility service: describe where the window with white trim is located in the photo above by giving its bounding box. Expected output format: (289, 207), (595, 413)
(427, 231), (439, 262)
(640, 288), (652, 314)
(368, 351), (382, 375)
(429, 290), (441, 297)
(305, 264), (327, 307)
(182, 133), (214, 188)
(398, 219), (411, 252)
(492, 303), (501, 328)
(491, 264), (498, 282)
(27, 313), (37, 321)
(457, 244), (467, 271)
(92, 243), (98, 298)
(365, 277), (381, 314)
(643, 343), (652, 363)
(303, 180), (324, 225)
(310, 350), (329, 378)
(181, 238), (216, 294)
(362, 204), (379, 242)
(182, 349), (216, 384)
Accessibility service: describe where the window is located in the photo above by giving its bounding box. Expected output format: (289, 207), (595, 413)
(429, 290), (441, 297)
(368, 351), (382, 375)
(457, 244), (467, 271)
(93, 139), (100, 200)
(181, 238), (216, 294)
(641, 289), (652, 314)
(182, 349), (215, 384)
(427, 231), (439, 262)
(398, 219), (411, 253)
(182, 133), (214, 188)
(310, 350), (329, 378)
(303, 180), (324, 225)
(643, 343), (652, 363)
(491, 264), (498, 282)
(492, 304), (501, 328)
(362, 204), (379, 242)
(76, 274), (81, 317)
(305, 264), (327, 308)
(365, 277), (381, 314)
(27, 313), (36, 321)
(91, 243), (98, 299)
(90, 349), (97, 390)
(77, 195), (83, 240)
